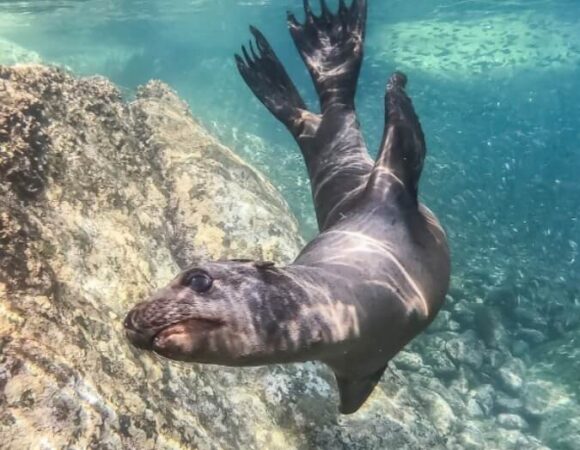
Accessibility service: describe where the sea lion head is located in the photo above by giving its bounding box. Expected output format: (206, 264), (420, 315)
(123, 259), (302, 364)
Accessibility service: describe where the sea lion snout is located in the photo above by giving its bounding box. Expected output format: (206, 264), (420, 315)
(124, 308), (158, 350)
(123, 280), (229, 357)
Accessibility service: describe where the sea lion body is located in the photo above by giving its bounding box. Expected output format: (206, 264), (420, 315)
(296, 200), (448, 375)
(124, 0), (450, 414)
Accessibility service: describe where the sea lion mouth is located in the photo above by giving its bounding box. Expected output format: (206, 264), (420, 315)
(151, 318), (225, 358)
(124, 313), (224, 353)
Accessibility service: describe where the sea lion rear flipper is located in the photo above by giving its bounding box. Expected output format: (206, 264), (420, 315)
(235, 26), (319, 139)
(334, 364), (387, 414)
(288, 0), (367, 113)
(366, 72), (426, 204)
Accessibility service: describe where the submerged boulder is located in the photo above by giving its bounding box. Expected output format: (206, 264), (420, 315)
(0, 64), (305, 449)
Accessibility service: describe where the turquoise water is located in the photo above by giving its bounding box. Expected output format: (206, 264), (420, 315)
(1, 0), (579, 446)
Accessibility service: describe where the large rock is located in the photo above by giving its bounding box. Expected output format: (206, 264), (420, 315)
(0, 63), (304, 449)
(0, 65), (451, 449)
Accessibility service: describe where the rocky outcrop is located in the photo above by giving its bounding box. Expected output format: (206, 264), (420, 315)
(0, 64), (310, 449)
(0, 65), (576, 450)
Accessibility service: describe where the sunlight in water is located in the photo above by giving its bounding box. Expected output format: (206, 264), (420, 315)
(1, 0), (579, 448)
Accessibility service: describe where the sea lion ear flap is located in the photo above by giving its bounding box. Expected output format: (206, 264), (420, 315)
(254, 261), (276, 270)
(335, 365), (387, 414)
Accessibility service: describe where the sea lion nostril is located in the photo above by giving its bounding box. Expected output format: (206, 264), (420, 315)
(123, 309), (161, 350)
(123, 311), (137, 330)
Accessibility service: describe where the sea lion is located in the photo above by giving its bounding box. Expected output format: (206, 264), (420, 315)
(124, 0), (450, 414)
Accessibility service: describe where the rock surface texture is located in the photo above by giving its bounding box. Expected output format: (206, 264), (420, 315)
(0, 65), (576, 449)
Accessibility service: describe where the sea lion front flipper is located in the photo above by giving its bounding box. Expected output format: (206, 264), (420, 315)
(235, 26), (320, 140)
(366, 71), (426, 205)
(334, 364), (387, 414)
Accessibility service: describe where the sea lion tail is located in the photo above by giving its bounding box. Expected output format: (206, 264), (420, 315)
(235, 26), (314, 137)
(287, 0), (367, 113)
(366, 71), (426, 204)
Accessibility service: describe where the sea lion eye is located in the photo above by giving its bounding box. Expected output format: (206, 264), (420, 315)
(183, 270), (213, 293)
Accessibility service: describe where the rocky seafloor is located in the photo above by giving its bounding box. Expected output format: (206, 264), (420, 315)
(0, 65), (579, 449)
